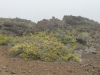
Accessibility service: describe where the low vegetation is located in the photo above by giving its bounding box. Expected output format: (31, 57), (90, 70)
(0, 33), (11, 45)
(0, 15), (99, 62)
(0, 28), (96, 62)
(9, 32), (79, 62)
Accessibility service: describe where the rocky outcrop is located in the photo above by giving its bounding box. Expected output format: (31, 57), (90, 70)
(0, 18), (36, 35)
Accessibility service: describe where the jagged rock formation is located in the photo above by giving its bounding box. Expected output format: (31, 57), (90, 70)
(0, 15), (100, 36)
(0, 17), (36, 35)
(33, 15), (100, 34)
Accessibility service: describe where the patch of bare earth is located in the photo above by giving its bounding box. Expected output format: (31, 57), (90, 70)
(0, 46), (100, 75)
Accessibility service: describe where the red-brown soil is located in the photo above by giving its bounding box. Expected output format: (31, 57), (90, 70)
(0, 46), (100, 75)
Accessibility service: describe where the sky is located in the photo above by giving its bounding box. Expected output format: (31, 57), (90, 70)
(0, 0), (100, 23)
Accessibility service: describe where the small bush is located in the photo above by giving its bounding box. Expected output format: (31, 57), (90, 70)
(0, 34), (11, 45)
(10, 36), (29, 45)
(9, 44), (24, 57)
(63, 54), (79, 62)
(56, 34), (77, 53)
(60, 35), (76, 44)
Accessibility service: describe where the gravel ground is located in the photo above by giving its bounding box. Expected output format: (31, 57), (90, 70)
(0, 46), (100, 75)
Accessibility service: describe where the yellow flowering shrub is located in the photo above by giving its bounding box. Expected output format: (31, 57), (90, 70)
(9, 32), (79, 62)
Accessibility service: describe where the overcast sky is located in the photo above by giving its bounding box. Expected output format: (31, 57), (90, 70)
(0, 0), (100, 23)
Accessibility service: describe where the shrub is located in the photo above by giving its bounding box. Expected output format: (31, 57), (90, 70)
(54, 31), (76, 44)
(60, 36), (76, 44)
(63, 54), (79, 62)
(10, 36), (29, 45)
(9, 44), (24, 57)
(9, 32), (78, 62)
(0, 34), (11, 45)
(55, 33), (77, 53)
